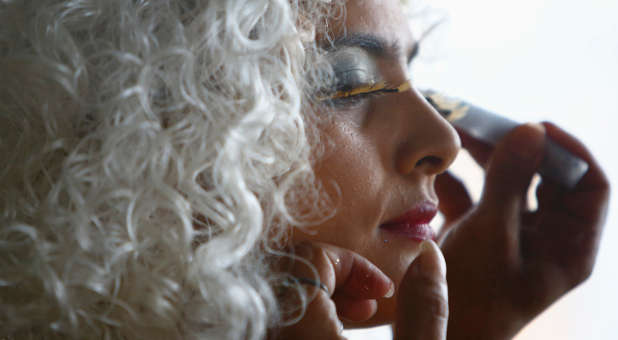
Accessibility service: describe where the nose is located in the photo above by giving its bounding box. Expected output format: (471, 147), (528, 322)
(395, 89), (461, 176)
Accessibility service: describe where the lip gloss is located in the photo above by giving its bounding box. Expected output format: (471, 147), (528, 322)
(380, 202), (437, 242)
(422, 90), (589, 189)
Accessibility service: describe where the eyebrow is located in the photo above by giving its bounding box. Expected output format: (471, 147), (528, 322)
(329, 33), (420, 65)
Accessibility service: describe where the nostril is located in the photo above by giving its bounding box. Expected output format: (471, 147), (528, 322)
(415, 156), (443, 169)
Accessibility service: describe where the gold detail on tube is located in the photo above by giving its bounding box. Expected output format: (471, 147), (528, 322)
(425, 92), (470, 122)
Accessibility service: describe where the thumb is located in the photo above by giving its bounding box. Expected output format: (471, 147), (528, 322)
(394, 240), (448, 340)
(480, 123), (545, 217)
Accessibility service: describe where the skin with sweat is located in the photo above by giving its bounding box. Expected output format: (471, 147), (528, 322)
(292, 0), (460, 325)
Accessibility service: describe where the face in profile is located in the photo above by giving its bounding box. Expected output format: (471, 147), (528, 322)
(292, 0), (460, 325)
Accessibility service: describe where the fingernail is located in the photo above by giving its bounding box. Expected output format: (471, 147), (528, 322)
(384, 282), (395, 298)
(413, 240), (446, 278)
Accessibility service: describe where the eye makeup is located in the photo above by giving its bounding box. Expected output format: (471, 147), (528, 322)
(423, 90), (589, 189)
(327, 80), (411, 100)
(320, 47), (412, 103)
(330, 47), (379, 87)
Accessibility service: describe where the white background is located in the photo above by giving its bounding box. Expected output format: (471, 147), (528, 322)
(345, 0), (618, 338)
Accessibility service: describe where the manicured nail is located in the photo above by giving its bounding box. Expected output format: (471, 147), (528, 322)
(384, 282), (395, 298)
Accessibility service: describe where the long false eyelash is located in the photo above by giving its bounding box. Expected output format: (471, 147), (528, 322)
(328, 88), (387, 107)
(320, 80), (411, 104)
(330, 81), (389, 99)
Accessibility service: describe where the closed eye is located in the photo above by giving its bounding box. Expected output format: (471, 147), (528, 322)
(321, 80), (411, 102)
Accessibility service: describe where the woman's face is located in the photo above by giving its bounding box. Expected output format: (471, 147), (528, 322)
(294, 0), (460, 325)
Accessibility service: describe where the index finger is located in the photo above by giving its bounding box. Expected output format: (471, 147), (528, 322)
(538, 122), (610, 223)
(292, 242), (394, 300)
(289, 242), (395, 323)
(517, 122), (610, 290)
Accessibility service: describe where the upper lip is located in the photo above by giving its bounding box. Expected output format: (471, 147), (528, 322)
(381, 201), (438, 226)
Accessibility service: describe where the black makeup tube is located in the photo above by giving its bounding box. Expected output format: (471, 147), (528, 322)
(422, 90), (589, 189)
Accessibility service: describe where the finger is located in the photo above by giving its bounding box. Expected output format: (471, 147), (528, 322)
(332, 295), (378, 322)
(540, 122), (610, 223)
(395, 240), (448, 340)
(534, 178), (565, 216)
(479, 123), (545, 219)
(435, 171), (473, 223)
(524, 123), (609, 283)
(532, 122), (609, 244)
(291, 242), (394, 322)
(276, 291), (346, 340)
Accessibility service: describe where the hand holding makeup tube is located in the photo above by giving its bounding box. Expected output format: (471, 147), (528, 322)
(272, 241), (450, 340)
(434, 121), (609, 339)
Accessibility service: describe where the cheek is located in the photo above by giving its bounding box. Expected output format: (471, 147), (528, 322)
(296, 120), (384, 244)
(318, 119), (385, 197)
(302, 119), (421, 272)
(295, 119), (427, 324)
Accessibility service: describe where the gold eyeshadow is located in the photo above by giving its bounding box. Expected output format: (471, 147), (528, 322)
(320, 46), (412, 102)
(329, 47), (378, 87)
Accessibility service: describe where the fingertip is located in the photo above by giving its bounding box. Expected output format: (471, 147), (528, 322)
(410, 240), (446, 280)
(492, 123), (545, 176)
(540, 121), (609, 191)
(505, 122), (545, 161)
(481, 123), (545, 209)
(399, 240), (447, 302)
(395, 240), (448, 340)
(541, 121), (591, 164)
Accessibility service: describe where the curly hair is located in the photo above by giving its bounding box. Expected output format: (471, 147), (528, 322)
(0, 0), (343, 339)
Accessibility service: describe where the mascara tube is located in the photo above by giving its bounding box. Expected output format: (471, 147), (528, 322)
(422, 90), (589, 189)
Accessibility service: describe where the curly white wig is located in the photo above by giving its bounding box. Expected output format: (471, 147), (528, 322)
(0, 0), (343, 339)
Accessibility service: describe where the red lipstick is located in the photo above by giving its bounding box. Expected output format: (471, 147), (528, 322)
(380, 202), (437, 241)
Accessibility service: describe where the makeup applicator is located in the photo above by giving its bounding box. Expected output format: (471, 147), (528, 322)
(423, 90), (589, 189)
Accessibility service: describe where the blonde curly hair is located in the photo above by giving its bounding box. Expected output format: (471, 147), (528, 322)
(0, 0), (343, 339)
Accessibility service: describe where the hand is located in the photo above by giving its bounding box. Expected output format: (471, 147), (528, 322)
(395, 240), (449, 340)
(272, 242), (394, 340)
(435, 122), (610, 339)
(272, 241), (450, 340)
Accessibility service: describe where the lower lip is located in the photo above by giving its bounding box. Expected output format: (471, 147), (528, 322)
(380, 223), (435, 241)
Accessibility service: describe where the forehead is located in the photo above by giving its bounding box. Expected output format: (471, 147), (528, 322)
(332, 0), (415, 47)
